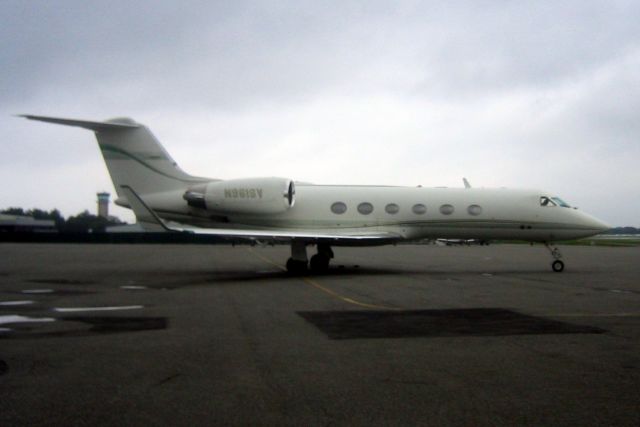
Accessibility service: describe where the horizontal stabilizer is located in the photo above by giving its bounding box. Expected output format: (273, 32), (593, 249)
(19, 115), (139, 131)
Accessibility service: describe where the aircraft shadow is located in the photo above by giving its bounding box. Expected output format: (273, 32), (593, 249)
(135, 266), (571, 288)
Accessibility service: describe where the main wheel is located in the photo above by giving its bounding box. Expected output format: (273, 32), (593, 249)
(552, 260), (564, 272)
(286, 257), (308, 274)
(309, 254), (330, 272)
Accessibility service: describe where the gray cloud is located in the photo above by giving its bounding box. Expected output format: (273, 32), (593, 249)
(1, 0), (639, 225)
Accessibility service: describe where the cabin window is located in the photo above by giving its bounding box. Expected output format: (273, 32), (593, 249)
(412, 204), (426, 215)
(357, 202), (374, 215)
(331, 202), (347, 214)
(467, 204), (482, 216)
(385, 203), (399, 214)
(440, 204), (454, 215)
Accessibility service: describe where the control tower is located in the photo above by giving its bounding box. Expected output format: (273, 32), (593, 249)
(97, 192), (110, 218)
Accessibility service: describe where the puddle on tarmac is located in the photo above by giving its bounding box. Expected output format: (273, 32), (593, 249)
(298, 308), (607, 340)
(59, 316), (167, 334)
(0, 314), (56, 326)
(0, 315), (168, 339)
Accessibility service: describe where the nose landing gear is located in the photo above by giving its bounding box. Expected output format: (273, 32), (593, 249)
(545, 243), (565, 272)
(552, 259), (564, 272)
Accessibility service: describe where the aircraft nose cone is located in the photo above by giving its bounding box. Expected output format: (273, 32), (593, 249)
(573, 211), (610, 238)
(594, 218), (611, 233)
(586, 216), (611, 234)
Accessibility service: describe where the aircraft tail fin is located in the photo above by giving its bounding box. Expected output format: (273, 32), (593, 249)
(20, 115), (208, 199)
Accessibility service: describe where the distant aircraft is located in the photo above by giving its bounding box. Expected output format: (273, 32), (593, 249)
(21, 115), (609, 273)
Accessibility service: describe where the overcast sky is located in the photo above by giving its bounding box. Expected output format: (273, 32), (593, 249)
(1, 1), (639, 226)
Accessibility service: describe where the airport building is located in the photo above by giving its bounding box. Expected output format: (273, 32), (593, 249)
(0, 214), (56, 233)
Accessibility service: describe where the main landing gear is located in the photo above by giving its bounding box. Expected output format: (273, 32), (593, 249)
(286, 241), (334, 274)
(545, 242), (565, 272)
(310, 244), (334, 272)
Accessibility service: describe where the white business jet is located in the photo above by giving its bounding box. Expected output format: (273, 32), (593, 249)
(21, 115), (609, 273)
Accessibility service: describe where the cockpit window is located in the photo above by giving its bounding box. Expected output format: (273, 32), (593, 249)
(540, 196), (571, 208)
(551, 197), (571, 208)
(540, 196), (556, 207)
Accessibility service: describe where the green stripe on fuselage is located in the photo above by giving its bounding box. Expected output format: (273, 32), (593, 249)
(99, 144), (202, 183)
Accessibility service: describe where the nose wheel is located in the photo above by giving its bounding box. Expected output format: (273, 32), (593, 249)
(545, 243), (565, 273)
(552, 259), (565, 272)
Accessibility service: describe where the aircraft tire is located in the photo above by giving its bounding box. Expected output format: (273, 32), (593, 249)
(286, 258), (307, 274)
(552, 260), (564, 272)
(310, 254), (330, 272)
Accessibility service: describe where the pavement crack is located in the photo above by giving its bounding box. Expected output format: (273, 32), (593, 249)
(381, 377), (431, 386)
(153, 373), (182, 387)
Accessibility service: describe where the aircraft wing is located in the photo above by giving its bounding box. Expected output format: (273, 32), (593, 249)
(120, 186), (401, 245)
(170, 226), (401, 245)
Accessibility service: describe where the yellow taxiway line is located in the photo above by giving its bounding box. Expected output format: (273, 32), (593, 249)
(247, 248), (400, 310)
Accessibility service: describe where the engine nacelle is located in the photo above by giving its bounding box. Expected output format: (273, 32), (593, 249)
(184, 177), (295, 215)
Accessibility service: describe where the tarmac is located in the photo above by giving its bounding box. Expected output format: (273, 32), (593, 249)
(0, 243), (639, 426)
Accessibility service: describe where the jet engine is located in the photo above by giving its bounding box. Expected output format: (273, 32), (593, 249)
(184, 177), (295, 215)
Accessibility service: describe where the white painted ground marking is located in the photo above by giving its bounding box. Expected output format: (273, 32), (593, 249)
(0, 300), (34, 306)
(21, 289), (54, 294)
(120, 285), (148, 290)
(53, 305), (143, 313)
(0, 315), (55, 325)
